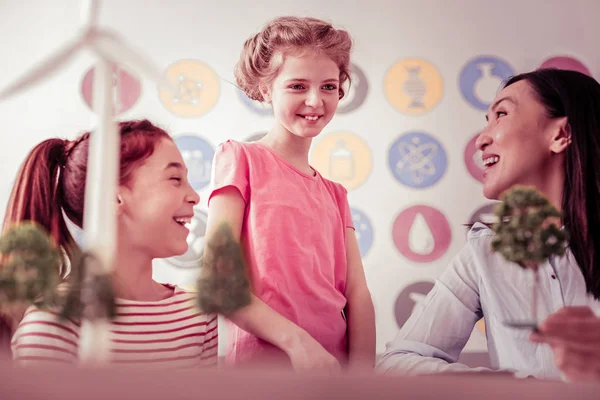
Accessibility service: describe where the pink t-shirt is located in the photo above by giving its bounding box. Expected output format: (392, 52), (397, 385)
(208, 140), (354, 366)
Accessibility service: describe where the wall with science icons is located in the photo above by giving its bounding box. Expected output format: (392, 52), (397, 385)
(1, 0), (599, 362)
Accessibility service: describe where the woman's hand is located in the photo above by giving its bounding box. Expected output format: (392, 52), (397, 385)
(530, 306), (600, 382)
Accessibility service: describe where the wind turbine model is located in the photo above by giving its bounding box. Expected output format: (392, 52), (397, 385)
(0, 0), (167, 364)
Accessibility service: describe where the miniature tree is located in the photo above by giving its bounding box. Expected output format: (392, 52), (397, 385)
(491, 185), (568, 325)
(0, 223), (62, 309)
(0, 222), (115, 322)
(196, 223), (251, 315)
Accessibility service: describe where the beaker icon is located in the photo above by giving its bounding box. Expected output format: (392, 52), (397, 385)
(329, 139), (355, 181)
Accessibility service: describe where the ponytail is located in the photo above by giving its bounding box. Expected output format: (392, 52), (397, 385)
(2, 139), (76, 260)
(0, 139), (76, 340)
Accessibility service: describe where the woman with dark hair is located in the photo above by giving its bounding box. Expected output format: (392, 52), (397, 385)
(376, 68), (600, 381)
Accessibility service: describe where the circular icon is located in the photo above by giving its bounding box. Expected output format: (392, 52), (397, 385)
(539, 55), (591, 76)
(81, 64), (141, 115)
(388, 131), (448, 189)
(351, 207), (374, 258)
(337, 63), (369, 114)
(158, 60), (220, 117)
(459, 56), (515, 110)
(468, 203), (499, 227)
(464, 132), (484, 183)
(174, 135), (215, 190)
(238, 89), (273, 116)
(394, 281), (434, 328)
(165, 210), (208, 268)
(384, 58), (444, 115)
(243, 131), (268, 142)
(310, 132), (372, 190)
(392, 205), (452, 263)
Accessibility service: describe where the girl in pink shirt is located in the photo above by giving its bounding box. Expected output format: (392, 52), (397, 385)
(202, 16), (375, 371)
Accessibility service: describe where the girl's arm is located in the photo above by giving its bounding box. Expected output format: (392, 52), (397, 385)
(204, 187), (339, 371)
(344, 228), (376, 368)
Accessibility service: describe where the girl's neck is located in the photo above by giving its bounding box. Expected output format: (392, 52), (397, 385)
(259, 125), (314, 175)
(111, 245), (174, 302)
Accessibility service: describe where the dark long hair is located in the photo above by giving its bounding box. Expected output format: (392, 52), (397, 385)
(0, 119), (172, 336)
(505, 68), (600, 299)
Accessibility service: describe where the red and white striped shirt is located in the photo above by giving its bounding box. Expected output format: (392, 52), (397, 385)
(11, 286), (218, 368)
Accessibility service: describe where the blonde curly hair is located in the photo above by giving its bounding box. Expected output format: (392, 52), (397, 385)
(235, 16), (353, 102)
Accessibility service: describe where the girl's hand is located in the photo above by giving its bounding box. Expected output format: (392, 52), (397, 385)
(284, 330), (341, 373)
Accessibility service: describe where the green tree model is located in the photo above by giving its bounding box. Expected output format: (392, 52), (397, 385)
(196, 223), (251, 315)
(0, 222), (115, 321)
(0, 223), (62, 309)
(491, 185), (569, 325)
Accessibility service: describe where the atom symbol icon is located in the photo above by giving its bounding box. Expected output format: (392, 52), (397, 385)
(172, 74), (204, 105)
(394, 137), (439, 184)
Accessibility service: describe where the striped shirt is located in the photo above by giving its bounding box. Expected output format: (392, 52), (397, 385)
(11, 286), (218, 368)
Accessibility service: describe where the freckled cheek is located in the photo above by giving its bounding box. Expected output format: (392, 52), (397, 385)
(322, 102), (336, 117)
(282, 99), (302, 115)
